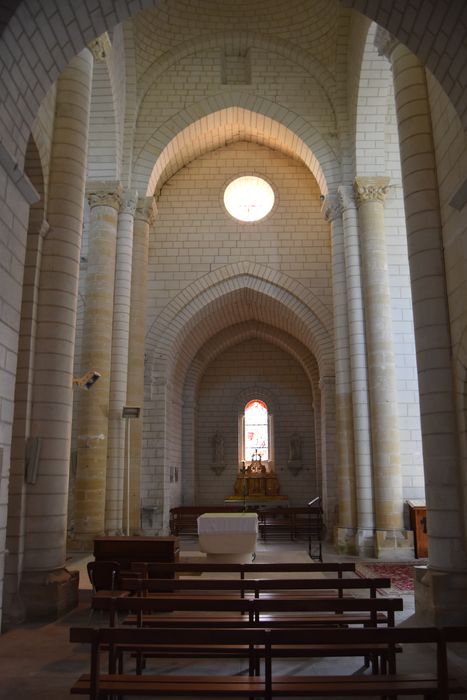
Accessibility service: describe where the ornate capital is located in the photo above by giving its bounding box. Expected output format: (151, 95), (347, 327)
(322, 194), (342, 223)
(337, 185), (356, 212)
(86, 180), (123, 210)
(353, 177), (390, 207)
(135, 196), (158, 225)
(120, 190), (138, 216)
(374, 27), (398, 61)
(88, 32), (112, 62)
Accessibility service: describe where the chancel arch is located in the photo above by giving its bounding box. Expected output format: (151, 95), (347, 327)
(179, 322), (324, 518)
(145, 272), (332, 533)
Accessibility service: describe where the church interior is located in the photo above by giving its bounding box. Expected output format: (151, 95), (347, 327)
(1, 0), (467, 694)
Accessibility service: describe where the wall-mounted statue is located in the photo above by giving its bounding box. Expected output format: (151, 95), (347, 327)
(211, 431), (226, 475)
(288, 432), (303, 475)
(289, 432), (302, 461)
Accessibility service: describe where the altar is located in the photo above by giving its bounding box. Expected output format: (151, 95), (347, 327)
(197, 512), (258, 562)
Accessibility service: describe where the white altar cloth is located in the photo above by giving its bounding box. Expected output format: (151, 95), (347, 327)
(197, 513), (258, 560)
(197, 512), (258, 534)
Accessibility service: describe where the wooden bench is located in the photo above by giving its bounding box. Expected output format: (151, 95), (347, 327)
(93, 594), (404, 637)
(120, 575), (392, 600)
(109, 595), (403, 675)
(130, 560), (357, 579)
(70, 625), (467, 699)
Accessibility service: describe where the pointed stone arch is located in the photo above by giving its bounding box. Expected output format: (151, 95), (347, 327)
(146, 261), (334, 379)
(180, 321), (321, 506)
(133, 99), (337, 195)
(1, 1), (466, 167)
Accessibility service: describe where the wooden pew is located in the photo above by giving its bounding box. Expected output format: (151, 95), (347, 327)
(93, 594), (403, 632)
(120, 575), (392, 600)
(131, 560), (357, 579)
(103, 595), (403, 674)
(70, 625), (467, 699)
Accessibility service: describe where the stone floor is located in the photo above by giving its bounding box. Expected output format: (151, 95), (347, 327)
(0, 541), (466, 699)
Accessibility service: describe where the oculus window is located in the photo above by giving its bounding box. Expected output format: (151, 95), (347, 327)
(224, 176), (275, 222)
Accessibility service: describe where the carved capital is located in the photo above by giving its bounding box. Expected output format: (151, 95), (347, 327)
(120, 190), (138, 216)
(374, 27), (398, 61)
(88, 33), (112, 62)
(86, 180), (123, 210)
(135, 196), (158, 225)
(353, 177), (390, 207)
(337, 185), (356, 212)
(322, 194), (342, 223)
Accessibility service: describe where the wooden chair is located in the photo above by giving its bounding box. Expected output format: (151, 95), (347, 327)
(87, 560), (122, 622)
(87, 560), (121, 593)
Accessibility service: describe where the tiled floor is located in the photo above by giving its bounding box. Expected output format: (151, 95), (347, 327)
(0, 542), (466, 699)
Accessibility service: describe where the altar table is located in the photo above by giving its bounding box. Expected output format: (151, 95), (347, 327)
(197, 512), (258, 562)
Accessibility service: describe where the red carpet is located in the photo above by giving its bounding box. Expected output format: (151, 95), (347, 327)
(356, 562), (421, 593)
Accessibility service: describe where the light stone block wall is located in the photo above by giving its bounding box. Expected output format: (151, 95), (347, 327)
(30, 83), (56, 208)
(195, 339), (316, 506)
(354, 26), (425, 513)
(0, 163), (34, 627)
(384, 82), (424, 506)
(427, 74), (467, 347)
(87, 62), (118, 181)
(427, 72), (467, 539)
(133, 44), (336, 171)
(144, 141), (331, 522)
(146, 141), (332, 331)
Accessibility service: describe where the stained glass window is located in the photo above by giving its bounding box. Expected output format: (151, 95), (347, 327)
(244, 399), (269, 461)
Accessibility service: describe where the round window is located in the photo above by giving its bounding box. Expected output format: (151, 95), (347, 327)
(223, 175), (275, 222)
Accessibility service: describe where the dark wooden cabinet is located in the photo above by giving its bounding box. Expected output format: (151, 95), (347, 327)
(407, 501), (428, 558)
(93, 536), (180, 572)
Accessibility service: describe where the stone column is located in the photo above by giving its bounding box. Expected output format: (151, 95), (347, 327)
(319, 376), (337, 534)
(126, 197), (157, 533)
(338, 185), (375, 556)
(377, 30), (467, 622)
(19, 49), (93, 619)
(4, 217), (48, 622)
(354, 176), (412, 558)
(105, 190), (137, 534)
(72, 181), (122, 548)
(324, 195), (357, 551)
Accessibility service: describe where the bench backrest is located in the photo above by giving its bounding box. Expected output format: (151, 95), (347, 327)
(131, 561), (356, 578)
(121, 576), (391, 599)
(93, 593), (403, 627)
(70, 624), (465, 700)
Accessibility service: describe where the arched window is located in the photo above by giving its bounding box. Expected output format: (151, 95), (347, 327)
(244, 399), (269, 462)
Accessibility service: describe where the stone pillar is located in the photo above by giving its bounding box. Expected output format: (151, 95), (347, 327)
(377, 30), (467, 622)
(72, 181), (122, 548)
(126, 197), (157, 533)
(319, 376), (337, 534)
(312, 382), (322, 501)
(19, 49), (93, 619)
(4, 217), (48, 623)
(354, 176), (413, 559)
(324, 195), (357, 552)
(338, 185), (375, 556)
(105, 191), (137, 534)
